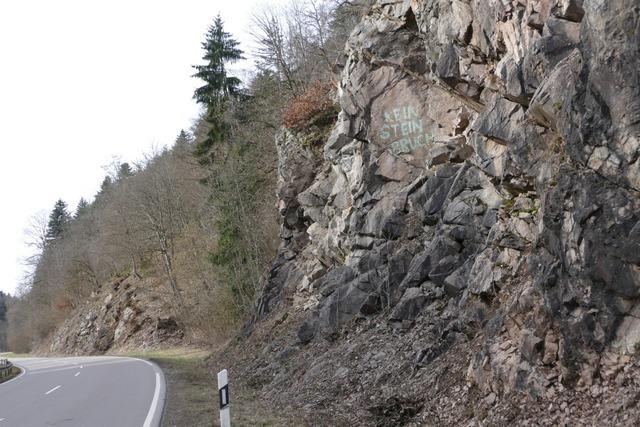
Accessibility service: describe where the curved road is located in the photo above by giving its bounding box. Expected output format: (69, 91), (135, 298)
(0, 356), (165, 427)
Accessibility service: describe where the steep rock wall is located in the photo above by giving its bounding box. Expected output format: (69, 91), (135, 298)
(244, 0), (640, 423)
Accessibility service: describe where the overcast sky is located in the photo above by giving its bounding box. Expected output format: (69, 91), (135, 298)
(0, 0), (286, 295)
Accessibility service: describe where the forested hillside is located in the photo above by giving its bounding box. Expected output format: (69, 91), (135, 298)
(0, 292), (11, 351)
(5, 0), (364, 353)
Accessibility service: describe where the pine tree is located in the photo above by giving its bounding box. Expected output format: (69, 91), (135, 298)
(46, 199), (70, 242)
(0, 292), (6, 322)
(173, 130), (193, 159)
(99, 176), (112, 195)
(75, 198), (90, 219)
(0, 291), (7, 351)
(192, 15), (244, 163)
(193, 15), (244, 109)
(117, 162), (134, 180)
(175, 130), (192, 147)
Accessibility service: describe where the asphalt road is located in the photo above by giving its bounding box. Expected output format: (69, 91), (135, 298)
(0, 356), (165, 427)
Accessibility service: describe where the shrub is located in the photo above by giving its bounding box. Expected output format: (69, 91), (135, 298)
(283, 81), (337, 130)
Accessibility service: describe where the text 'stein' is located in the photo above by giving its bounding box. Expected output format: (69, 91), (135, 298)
(379, 105), (434, 155)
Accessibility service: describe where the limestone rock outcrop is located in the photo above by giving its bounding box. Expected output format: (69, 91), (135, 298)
(46, 276), (183, 355)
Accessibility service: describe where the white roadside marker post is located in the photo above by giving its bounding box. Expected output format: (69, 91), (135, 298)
(217, 369), (231, 427)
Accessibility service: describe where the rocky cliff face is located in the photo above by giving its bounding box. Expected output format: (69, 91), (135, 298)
(45, 276), (183, 355)
(230, 0), (640, 424)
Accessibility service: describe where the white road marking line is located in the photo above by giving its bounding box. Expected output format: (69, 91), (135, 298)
(17, 361), (74, 371)
(75, 372), (80, 377)
(27, 360), (132, 375)
(19, 362), (64, 370)
(45, 385), (61, 395)
(142, 372), (161, 427)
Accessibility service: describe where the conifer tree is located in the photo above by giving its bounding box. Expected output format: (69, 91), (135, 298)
(97, 176), (112, 197)
(117, 162), (134, 180)
(175, 130), (192, 147)
(173, 130), (194, 159)
(192, 15), (244, 163)
(0, 291), (7, 351)
(46, 199), (70, 242)
(75, 198), (90, 219)
(0, 292), (6, 322)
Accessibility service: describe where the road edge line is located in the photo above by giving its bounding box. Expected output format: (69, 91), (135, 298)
(135, 358), (167, 427)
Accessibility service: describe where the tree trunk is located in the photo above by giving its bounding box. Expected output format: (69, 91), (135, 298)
(161, 250), (182, 303)
(131, 254), (142, 280)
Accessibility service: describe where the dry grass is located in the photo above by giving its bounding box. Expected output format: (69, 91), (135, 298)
(0, 352), (31, 358)
(114, 347), (295, 427)
(113, 348), (214, 427)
